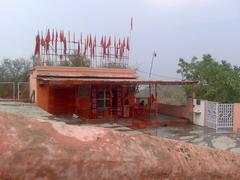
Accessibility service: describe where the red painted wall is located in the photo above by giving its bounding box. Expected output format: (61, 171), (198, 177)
(76, 98), (91, 118)
(158, 99), (193, 121)
(37, 81), (193, 121)
(36, 81), (50, 112)
(233, 103), (240, 134)
(48, 85), (76, 115)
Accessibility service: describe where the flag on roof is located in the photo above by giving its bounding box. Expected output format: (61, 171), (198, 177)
(55, 31), (58, 54)
(45, 29), (51, 52)
(126, 37), (130, 51)
(107, 37), (111, 48)
(63, 37), (67, 54)
(60, 31), (64, 42)
(51, 29), (54, 45)
(34, 33), (40, 56)
(45, 29), (51, 44)
(41, 35), (45, 47)
(89, 34), (92, 48)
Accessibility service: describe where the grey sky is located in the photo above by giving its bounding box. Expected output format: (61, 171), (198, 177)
(0, 0), (240, 79)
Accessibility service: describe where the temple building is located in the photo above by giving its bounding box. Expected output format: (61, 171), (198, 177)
(31, 29), (197, 128)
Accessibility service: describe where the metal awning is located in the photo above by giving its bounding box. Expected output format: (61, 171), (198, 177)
(37, 76), (198, 86)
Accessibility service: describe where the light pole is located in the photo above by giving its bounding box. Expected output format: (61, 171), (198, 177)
(149, 51), (157, 79)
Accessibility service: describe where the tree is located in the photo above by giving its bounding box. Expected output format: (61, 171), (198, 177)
(67, 54), (90, 67)
(0, 58), (31, 82)
(0, 58), (31, 99)
(177, 54), (240, 103)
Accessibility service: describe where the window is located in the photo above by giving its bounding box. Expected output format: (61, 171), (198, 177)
(96, 88), (110, 108)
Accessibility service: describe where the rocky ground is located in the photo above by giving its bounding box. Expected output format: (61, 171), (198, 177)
(1, 102), (240, 153)
(1, 111), (240, 179)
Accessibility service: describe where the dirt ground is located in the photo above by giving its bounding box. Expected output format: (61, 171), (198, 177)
(1, 102), (240, 153)
(1, 111), (240, 179)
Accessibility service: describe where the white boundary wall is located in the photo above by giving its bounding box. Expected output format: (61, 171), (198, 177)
(193, 99), (206, 126)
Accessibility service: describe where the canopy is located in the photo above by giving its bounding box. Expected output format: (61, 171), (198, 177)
(37, 76), (198, 86)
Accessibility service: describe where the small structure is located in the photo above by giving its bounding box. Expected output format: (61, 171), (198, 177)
(31, 29), (197, 128)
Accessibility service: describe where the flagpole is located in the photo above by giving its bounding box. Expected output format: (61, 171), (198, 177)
(128, 17), (133, 68)
(149, 51), (157, 79)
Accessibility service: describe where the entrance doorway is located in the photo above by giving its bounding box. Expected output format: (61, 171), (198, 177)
(91, 86), (123, 119)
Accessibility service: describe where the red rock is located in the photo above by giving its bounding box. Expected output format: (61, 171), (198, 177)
(0, 111), (240, 179)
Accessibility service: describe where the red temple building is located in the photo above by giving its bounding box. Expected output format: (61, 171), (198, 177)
(30, 29), (197, 128)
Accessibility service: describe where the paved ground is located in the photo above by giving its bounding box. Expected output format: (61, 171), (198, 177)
(143, 126), (240, 153)
(1, 102), (240, 153)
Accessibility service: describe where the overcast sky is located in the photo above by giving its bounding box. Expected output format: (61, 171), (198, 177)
(0, 0), (240, 79)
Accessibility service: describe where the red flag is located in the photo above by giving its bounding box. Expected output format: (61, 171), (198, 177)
(114, 37), (117, 58)
(116, 43), (119, 59)
(60, 31), (64, 42)
(107, 37), (111, 58)
(89, 34), (93, 57)
(92, 46), (95, 58)
(107, 37), (111, 48)
(130, 17), (133, 31)
(63, 37), (67, 55)
(46, 29), (51, 44)
(126, 37), (130, 51)
(52, 29), (54, 45)
(41, 35), (45, 47)
(94, 36), (97, 48)
(34, 33), (40, 56)
(123, 38), (125, 48)
(114, 37), (116, 48)
(93, 35), (96, 58)
(89, 34), (92, 48)
(45, 29), (51, 52)
(86, 35), (89, 48)
(122, 38), (126, 54)
(103, 36), (107, 56)
(100, 36), (103, 47)
(121, 46), (124, 59)
(55, 31), (58, 42)
(84, 39), (87, 57)
(55, 31), (58, 54)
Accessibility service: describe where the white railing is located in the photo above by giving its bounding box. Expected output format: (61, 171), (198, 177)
(206, 101), (233, 133)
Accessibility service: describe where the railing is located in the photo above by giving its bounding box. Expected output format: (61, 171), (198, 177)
(0, 82), (29, 101)
(76, 107), (119, 121)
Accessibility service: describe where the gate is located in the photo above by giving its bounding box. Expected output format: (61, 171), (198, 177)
(217, 104), (233, 133)
(206, 101), (218, 129)
(206, 101), (233, 133)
